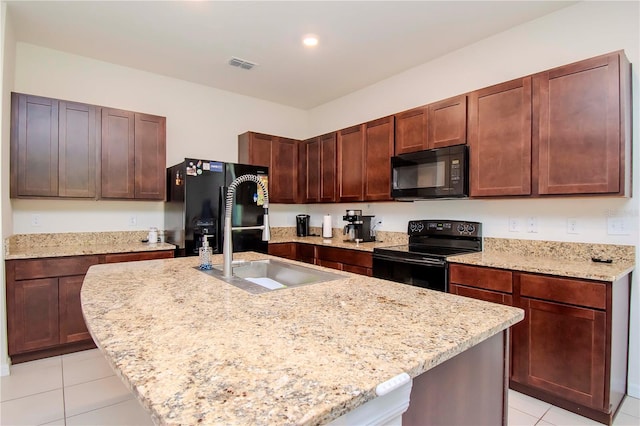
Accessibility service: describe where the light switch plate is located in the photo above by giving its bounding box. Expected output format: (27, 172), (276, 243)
(31, 214), (41, 227)
(567, 218), (579, 234)
(607, 217), (630, 235)
(508, 217), (523, 233)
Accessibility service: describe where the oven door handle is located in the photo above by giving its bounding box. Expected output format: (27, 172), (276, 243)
(373, 253), (446, 267)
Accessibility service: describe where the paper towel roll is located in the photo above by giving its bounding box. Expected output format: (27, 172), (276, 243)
(322, 214), (333, 238)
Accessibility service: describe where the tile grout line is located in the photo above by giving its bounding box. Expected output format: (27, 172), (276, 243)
(61, 357), (67, 425)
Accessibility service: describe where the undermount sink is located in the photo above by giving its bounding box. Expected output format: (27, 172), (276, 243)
(197, 259), (346, 294)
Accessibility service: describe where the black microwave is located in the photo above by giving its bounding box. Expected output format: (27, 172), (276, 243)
(391, 144), (469, 200)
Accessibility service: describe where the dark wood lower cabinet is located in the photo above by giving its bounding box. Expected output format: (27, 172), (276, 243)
(267, 242), (373, 276)
(449, 263), (630, 425)
(6, 250), (174, 363)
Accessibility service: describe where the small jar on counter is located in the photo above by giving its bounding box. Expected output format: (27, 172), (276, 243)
(148, 227), (158, 244)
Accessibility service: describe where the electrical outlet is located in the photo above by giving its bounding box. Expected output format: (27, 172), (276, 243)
(128, 215), (137, 226)
(508, 217), (522, 232)
(527, 217), (538, 233)
(31, 214), (42, 227)
(607, 217), (630, 235)
(567, 218), (579, 234)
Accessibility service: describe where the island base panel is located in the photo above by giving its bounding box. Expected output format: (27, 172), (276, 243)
(403, 331), (508, 425)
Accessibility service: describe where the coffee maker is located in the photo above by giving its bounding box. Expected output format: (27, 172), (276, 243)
(296, 214), (310, 237)
(342, 210), (375, 243)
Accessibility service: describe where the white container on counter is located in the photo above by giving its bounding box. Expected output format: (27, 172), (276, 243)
(323, 214), (333, 238)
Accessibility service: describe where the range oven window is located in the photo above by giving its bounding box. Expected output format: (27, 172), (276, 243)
(372, 255), (447, 292)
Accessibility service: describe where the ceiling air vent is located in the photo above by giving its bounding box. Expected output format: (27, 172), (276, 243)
(228, 57), (258, 70)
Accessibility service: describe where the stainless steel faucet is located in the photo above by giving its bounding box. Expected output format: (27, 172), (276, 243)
(223, 174), (270, 278)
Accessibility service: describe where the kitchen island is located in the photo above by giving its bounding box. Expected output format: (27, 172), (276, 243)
(81, 253), (523, 425)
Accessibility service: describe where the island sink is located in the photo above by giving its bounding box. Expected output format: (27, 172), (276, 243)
(198, 259), (345, 294)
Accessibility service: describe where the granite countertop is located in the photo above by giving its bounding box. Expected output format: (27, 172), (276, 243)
(268, 235), (397, 252)
(5, 242), (176, 260)
(81, 253), (523, 426)
(447, 238), (635, 282)
(4, 231), (175, 260)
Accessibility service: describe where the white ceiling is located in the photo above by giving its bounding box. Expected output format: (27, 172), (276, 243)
(7, 1), (577, 109)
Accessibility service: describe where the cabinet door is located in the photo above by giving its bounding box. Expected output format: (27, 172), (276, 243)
(514, 297), (606, 410)
(134, 113), (166, 200)
(535, 52), (622, 195)
(101, 108), (135, 198)
(449, 284), (513, 305)
(395, 106), (428, 154)
(267, 243), (297, 260)
(238, 132), (272, 167)
(302, 137), (320, 202)
(8, 278), (59, 354)
(59, 275), (91, 344)
(58, 101), (97, 198)
(469, 78), (532, 196)
(364, 116), (394, 201)
(271, 137), (298, 203)
(428, 95), (467, 148)
(319, 132), (338, 203)
(11, 93), (59, 197)
(338, 125), (365, 201)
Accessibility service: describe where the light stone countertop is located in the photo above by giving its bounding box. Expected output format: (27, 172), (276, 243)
(4, 231), (175, 260)
(268, 235), (397, 252)
(448, 238), (635, 282)
(81, 253), (523, 426)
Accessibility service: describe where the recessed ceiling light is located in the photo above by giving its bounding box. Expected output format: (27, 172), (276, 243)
(303, 34), (318, 47)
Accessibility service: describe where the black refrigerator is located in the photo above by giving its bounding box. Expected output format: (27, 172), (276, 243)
(164, 158), (269, 257)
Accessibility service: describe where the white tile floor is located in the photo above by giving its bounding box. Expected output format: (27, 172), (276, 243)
(1, 349), (639, 425)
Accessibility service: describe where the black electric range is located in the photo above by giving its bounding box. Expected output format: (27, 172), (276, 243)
(372, 220), (482, 292)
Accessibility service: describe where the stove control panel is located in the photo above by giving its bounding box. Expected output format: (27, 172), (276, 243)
(408, 220), (482, 237)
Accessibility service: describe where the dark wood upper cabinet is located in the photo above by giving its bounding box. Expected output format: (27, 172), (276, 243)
(300, 137), (320, 203)
(394, 106), (428, 154)
(428, 94), (467, 149)
(134, 113), (166, 200)
(238, 131), (298, 203)
(271, 137), (298, 203)
(238, 132), (272, 167)
(319, 132), (338, 203)
(101, 109), (166, 200)
(364, 116), (394, 201)
(101, 108), (135, 199)
(10, 93), (59, 197)
(534, 51), (630, 196)
(11, 93), (166, 201)
(58, 101), (98, 198)
(469, 78), (532, 197)
(337, 124), (365, 202)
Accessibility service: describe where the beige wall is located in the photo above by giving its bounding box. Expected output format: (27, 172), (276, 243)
(1, 0), (16, 375)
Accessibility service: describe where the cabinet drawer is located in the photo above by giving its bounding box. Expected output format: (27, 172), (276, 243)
(13, 256), (100, 281)
(268, 243), (297, 260)
(316, 246), (373, 268)
(342, 264), (371, 276)
(519, 274), (606, 310)
(103, 251), (173, 264)
(450, 284), (513, 306)
(449, 264), (513, 293)
(317, 259), (343, 270)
